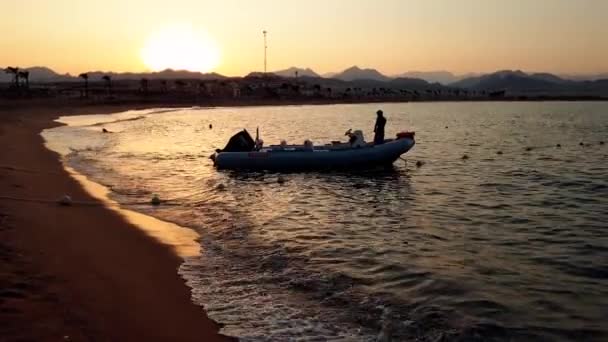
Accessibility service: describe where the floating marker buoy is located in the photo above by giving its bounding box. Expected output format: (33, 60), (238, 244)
(579, 142), (584, 146)
(556, 144), (561, 148)
(209, 124), (213, 129)
(151, 194), (161, 206)
(496, 151), (503, 155)
(462, 154), (469, 160)
(525, 147), (533, 152)
(415, 160), (424, 167)
(57, 195), (72, 206)
(445, 126), (448, 129)
(600, 141), (604, 145)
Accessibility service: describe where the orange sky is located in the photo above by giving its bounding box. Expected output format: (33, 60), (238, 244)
(1, 0), (607, 76)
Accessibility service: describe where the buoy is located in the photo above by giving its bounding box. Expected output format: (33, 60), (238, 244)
(57, 195), (72, 206)
(216, 183), (226, 191)
(151, 194), (161, 206)
(461, 154), (469, 160)
(445, 126), (448, 129)
(579, 142), (584, 146)
(102, 128), (109, 133)
(525, 147), (533, 151)
(496, 151), (503, 155)
(556, 144), (561, 148)
(277, 176), (286, 184)
(600, 141), (604, 145)
(209, 124), (213, 129)
(415, 160), (424, 167)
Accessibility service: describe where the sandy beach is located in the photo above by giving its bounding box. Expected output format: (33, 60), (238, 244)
(0, 99), (233, 341)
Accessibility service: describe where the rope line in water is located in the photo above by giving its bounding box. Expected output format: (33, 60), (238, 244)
(0, 165), (76, 176)
(0, 195), (161, 207)
(0, 195), (102, 206)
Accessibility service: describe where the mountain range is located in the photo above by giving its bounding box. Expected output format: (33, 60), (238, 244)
(393, 71), (480, 85)
(273, 67), (320, 78)
(2, 66), (607, 96)
(450, 70), (608, 96)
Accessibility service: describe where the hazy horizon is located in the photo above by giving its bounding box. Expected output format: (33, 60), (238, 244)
(2, 0), (607, 76)
(5, 65), (608, 80)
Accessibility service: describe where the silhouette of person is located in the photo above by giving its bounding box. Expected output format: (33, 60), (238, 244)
(374, 110), (386, 145)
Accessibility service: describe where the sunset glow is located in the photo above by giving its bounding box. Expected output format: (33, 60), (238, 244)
(1, 0), (606, 76)
(141, 25), (220, 72)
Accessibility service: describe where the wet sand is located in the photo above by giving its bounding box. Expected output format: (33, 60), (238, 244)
(0, 100), (233, 341)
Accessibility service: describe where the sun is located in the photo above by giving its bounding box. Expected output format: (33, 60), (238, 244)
(141, 25), (220, 73)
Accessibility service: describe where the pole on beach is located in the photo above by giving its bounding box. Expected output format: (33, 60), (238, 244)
(263, 30), (268, 75)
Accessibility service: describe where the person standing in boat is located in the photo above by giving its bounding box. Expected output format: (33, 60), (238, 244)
(374, 110), (387, 145)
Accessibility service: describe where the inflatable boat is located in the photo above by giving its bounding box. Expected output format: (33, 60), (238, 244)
(212, 129), (415, 171)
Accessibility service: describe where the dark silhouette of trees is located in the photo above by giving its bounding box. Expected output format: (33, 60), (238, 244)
(175, 80), (186, 91)
(197, 81), (206, 95)
(79, 73), (89, 98)
(313, 84), (321, 95)
(102, 75), (112, 95)
(140, 78), (149, 95)
(17, 70), (29, 90)
(160, 80), (168, 93)
(4, 67), (19, 88)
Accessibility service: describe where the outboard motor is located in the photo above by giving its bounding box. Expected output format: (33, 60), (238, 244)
(211, 129), (256, 164)
(220, 129), (256, 152)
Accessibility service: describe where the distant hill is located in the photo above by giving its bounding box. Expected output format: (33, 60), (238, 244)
(321, 72), (338, 78)
(389, 77), (436, 89)
(393, 71), (462, 85)
(273, 67), (320, 78)
(450, 70), (543, 89)
(0, 66), (74, 83)
(332, 66), (391, 82)
(451, 70), (608, 96)
(559, 73), (608, 82)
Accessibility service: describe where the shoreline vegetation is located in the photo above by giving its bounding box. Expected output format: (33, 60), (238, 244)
(0, 101), (236, 341)
(2, 68), (608, 105)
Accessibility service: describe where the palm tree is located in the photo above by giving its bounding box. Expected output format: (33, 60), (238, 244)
(140, 78), (149, 95)
(175, 80), (186, 92)
(78, 73), (89, 98)
(4, 67), (20, 88)
(102, 75), (112, 95)
(313, 84), (321, 95)
(18, 71), (29, 90)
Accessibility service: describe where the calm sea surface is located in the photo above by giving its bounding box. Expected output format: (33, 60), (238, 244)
(43, 102), (608, 341)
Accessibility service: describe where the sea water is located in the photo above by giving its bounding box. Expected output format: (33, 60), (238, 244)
(43, 102), (608, 341)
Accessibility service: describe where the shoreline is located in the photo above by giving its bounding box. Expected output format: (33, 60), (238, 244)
(0, 102), (234, 341)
